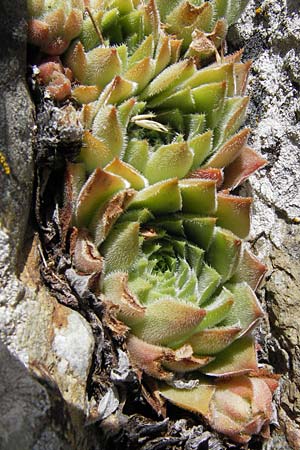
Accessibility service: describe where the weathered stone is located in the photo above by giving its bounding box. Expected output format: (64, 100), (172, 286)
(0, 1), (97, 448)
(229, 1), (300, 448)
(19, 236), (95, 426)
(0, 340), (72, 450)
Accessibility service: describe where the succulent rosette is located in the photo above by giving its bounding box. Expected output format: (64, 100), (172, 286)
(78, 0), (247, 62)
(32, 0), (279, 444)
(28, 0), (85, 55)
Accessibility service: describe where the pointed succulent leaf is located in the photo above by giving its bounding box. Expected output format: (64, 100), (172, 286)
(117, 97), (139, 128)
(92, 105), (125, 157)
(153, 34), (172, 76)
(126, 334), (174, 380)
(105, 158), (147, 190)
(103, 272), (145, 324)
(128, 34), (154, 66)
(140, 58), (196, 99)
(187, 326), (242, 355)
(144, 142), (194, 184)
(64, 41), (87, 82)
(151, 216), (185, 237)
(188, 168), (224, 188)
(123, 139), (149, 173)
(101, 221), (140, 273)
(184, 62), (234, 93)
(203, 128), (250, 169)
(234, 61), (252, 95)
(197, 287), (234, 330)
(223, 282), (264, 334)
(130, 298), (206, 347)
(192, 81), (226, 116)
(76, 168), (129, 227)
(169, 38), (182, 63)
(118, 208), (154, 224)
(79, 131), (114, 171)
(183, 216), (216, 250)
(124, 57), (155, 93)
(128, 178), (182, 214)
(101, 76), (137, 104)
(143, 0), (160, 38)
(197, 263), (222, 304)
(201, 336), (258, 376)
(72, 85), (101, 104)
(207, 227), (242, 282)
(179, 179), (216, 215)
(78, 46), (122, 87)
(230, 249), (267, 290)
(160, 378), (216, 417)
(223, 146), (268, 190)
(189, 130), (213, 169)
(216, 97), (249, 144)
(155, 87), (195, 112)
(216, 192), (252, 239)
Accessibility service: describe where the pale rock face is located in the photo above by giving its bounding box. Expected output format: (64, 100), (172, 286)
(229, 1), (300, 448)
(0, 2), (95, 448)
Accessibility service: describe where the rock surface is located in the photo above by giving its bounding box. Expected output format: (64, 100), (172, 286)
(0, 2), (97, 449)
(0, 0), (299, 449)
(229, 1), (300, 448)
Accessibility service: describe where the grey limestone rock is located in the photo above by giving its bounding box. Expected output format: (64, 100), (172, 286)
(0, 2), (97, 449)
(229, 1), (300, 448)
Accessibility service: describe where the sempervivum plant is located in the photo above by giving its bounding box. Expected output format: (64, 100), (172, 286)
(78, 0), (247, 62)
(30, 0), (278, 444)
(28, 0), (85, 55)
(61, 26), (278, 447)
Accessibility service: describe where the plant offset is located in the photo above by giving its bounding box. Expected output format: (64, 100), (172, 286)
(28, 0), (279, 445)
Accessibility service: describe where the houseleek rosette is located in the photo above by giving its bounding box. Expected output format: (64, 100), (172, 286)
(28, 0), (85, 55)
(65, 25), (266, 191)
(40, 0), (277, 443)
(65, 150), (274, 442)
(79, 0), (247, 62)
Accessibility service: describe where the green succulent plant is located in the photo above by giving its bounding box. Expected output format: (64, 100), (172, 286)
(28, 0), (85, 54)
(28, 0), (278, 444)
(80, 0), (248, 61)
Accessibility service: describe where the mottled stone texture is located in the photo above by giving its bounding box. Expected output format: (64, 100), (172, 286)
(229, 1), (300, 448)
(0, 2), (97, 449)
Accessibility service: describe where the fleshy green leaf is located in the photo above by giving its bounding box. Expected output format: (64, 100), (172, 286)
(223, 282), (264, 333)
(76, 168), (129, 227)
(128, 178), (182, 214)
(101, 221), (140, 273)
(179, 179), (216, 215)
(105, 158), (147, 190)
(201, 336), (258, 376)
(131, 298), (206, 347)
(207, 227), (242, 282)
(216, 192), (252, 239)
(144, 142), (194, 183)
